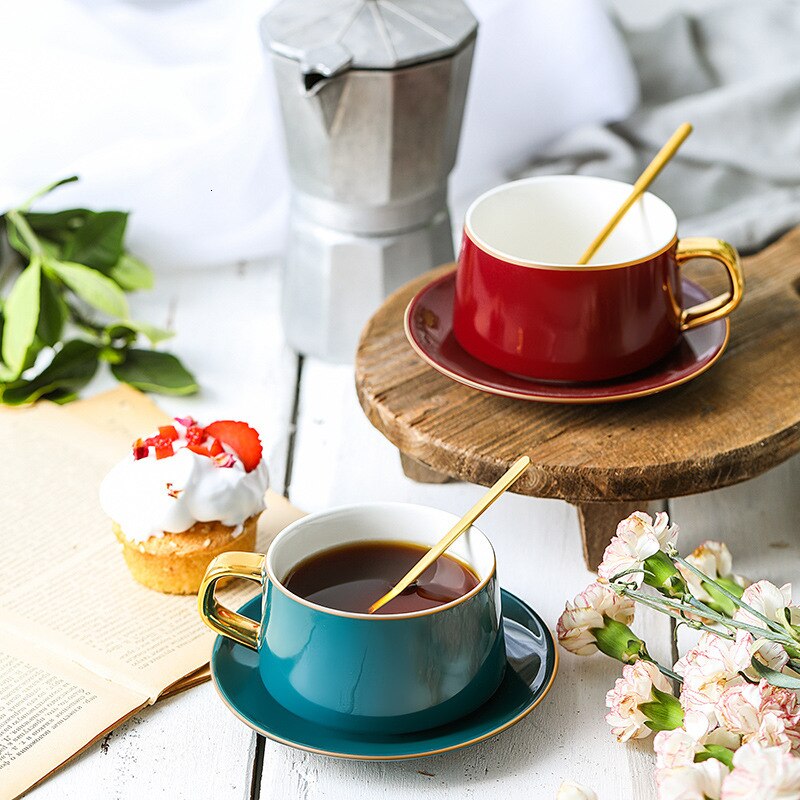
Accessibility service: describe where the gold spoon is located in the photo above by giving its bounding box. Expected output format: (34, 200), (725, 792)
(367, 455), (531, 614)
(576, 122), (693, 265)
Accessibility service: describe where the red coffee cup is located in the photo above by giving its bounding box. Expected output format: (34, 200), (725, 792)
(453, 176), (744, 383)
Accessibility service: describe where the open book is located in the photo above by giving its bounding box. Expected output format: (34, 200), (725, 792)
(0, 387), (304, 800)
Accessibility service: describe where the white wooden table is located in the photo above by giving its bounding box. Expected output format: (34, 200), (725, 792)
(24, 257), (799, 800)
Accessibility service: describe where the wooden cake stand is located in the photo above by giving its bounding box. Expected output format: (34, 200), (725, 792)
(355, 228), (800, 569)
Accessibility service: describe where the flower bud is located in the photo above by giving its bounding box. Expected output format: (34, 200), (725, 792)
(643, 550), (688, 598)
(593, 618), (647, 664)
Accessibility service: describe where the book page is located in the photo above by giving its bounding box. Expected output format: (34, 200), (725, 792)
(0, 387), (303, 699)
(0, 387), (304, 799)
(0, 630), (146, 800)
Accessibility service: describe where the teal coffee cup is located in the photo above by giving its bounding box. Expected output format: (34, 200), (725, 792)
(198, 502), (507, 734)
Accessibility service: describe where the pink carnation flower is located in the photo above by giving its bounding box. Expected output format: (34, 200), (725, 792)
(654, 728), (702, 769)
(716, 680), (800, 752)
(605, 660), (672, 742)
(721, 743), (800, 799)
(556, 780), (597, 800)
(598, 511), (679, 585)
(656, 759), (727, 800)
(675, 632), (750, 722)
(735, 580), (794, 629)
(677, 540), (748, 604)
(732, 581), (798, 670)
(655, 710), (740, 771)
(557, 582), (635, 656)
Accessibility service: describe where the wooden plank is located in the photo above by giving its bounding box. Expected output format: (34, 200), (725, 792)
(399, 453), (451, 484)
(28, 259), (298, 800)
(260, 360), (672, 798)
(355, 228), (800, 502)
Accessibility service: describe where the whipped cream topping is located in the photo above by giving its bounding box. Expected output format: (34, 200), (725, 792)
(100, 422), (269, 542)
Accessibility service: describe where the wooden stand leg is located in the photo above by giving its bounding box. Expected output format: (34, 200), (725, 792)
(399, 453), (451, 484)
(577, 501), (652, 571)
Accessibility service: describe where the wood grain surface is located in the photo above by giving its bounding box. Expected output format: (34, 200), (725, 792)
(355, 227), (800, 504)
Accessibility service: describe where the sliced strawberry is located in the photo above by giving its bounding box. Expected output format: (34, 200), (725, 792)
(132, 438), (149, 460)
(143, 432), (175, 459)
(204, 420), (262, 472)
(155, 442), (174, 459)
(209, 438), (224, 457)
(159, 425), (179, 441)
(186, 425), (207, 446)
(186, 443), (211, 457)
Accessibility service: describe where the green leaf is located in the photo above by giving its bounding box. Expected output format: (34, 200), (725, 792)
(1, 340), (100, 405)
(2, 257), (42, 375)
(109, 253), (154, 291)
(696, 745), (735, 770)
(106, 319), (173, 346)
(750, 656), (800, 689)
(37, 273), (68, 346)
(44, 388), (80, 404)
(100, 346), (125, 364)
(5, 216), (32, 257)
(0, 309), (12, 382)
(62, 211), (127, 272)
(49, 259), (129, 318)
(103, 324), (137, 346)
(111, 348), (197, 395)
(0, 307), (16, 383)
(26, 208), (92, 245)
(19, 175), (79, 211)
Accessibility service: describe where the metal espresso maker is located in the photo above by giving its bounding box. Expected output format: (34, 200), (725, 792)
(261, 0), (477, 362)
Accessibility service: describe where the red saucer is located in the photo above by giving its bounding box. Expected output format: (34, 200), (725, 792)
(404, 271), (730, 404)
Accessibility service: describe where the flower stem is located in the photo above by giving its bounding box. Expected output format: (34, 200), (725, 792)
(777, 611), (800, 645)
(622, 586), (800, 651)
(620, 584), (796, 646)
(619, 587), (733, 639)
(681, 597), (791, 640)
(671, 552), (788, 637)
(644, 656), (683, 684)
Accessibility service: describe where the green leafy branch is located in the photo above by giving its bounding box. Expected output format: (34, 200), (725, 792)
(0, 176), (197, 405)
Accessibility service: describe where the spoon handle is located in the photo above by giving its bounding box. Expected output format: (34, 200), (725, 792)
(368, 456), (531, 614)
(577, 122), (693, 266)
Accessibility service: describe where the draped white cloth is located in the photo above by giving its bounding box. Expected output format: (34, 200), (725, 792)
(521, 1), (800, 254)
(0, 0), (637, 268)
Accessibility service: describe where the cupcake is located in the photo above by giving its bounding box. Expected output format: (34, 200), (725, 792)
(100, 417), (269, 594)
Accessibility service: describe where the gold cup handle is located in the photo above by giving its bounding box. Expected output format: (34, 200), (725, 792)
(676, 237), (745, 331)
(197, 551), (265, 651)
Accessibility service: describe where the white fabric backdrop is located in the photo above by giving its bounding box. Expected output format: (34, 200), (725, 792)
(0, 0), (638, 269)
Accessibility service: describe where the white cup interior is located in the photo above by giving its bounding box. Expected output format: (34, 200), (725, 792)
(267, 502), (495, 614)
(466, 175), (677, 267)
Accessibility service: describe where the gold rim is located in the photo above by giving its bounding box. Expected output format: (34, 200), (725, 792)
(265, 503), (497, 620)
(403, 283), (731, 405)
(210, 627), (559, 760)
(463, 227), (679, 272)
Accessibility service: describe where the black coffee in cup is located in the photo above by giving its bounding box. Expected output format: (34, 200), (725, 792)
(283, 540), (479, 614)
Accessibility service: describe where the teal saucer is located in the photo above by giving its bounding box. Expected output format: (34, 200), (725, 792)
(210, 589), (558, 760)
